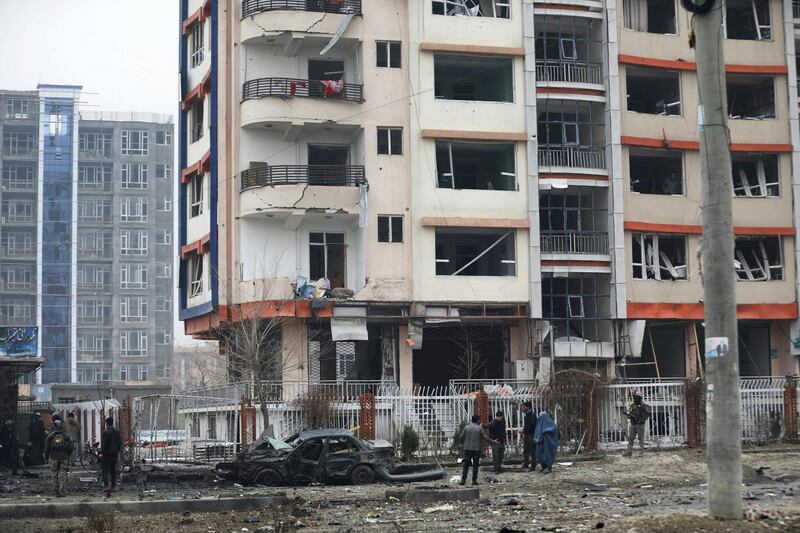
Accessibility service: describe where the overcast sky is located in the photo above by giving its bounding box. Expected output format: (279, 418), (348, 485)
(0, 0), (180, 116)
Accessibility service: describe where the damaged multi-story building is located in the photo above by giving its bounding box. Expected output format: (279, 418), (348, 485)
(178, 0), (800, 388)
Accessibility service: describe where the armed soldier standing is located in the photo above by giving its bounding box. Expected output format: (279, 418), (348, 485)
(45, 418), (74, 497)
(623, 391), (651, 457)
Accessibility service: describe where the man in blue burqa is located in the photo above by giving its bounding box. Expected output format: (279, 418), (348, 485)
(534, 411), (558, 474)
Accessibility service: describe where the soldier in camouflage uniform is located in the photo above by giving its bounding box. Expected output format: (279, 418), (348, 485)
(45, 419), (74, 497)
(623, 391), (651, 457)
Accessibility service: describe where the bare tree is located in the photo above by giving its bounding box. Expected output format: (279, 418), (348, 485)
(447, 328), (486, 381)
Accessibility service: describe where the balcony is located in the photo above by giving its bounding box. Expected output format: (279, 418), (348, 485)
(1, 176), (36, 192)
(0, 280), (34, 293)
(536, 60), (603, 86)
(242, 78), (363, 104)
(2, 146), (36, 159)
(540, 232), (608, 255)
(538, 145), (605, 170)
(0, 244), (34, 258)
(79, 147), (112, 160)
(242, 0), (362, 17)
(0, 306), (34, 325)
(241, 165), (366, 190)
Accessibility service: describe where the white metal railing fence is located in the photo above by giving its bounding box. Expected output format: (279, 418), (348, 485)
(740, 385), (785, 443)
(536, 60), (603, 85)
(540, 232), (609, 255)
(538, 145), (606, 170)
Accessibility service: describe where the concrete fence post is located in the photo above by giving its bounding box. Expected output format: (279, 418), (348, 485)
(784, 375), (798, 443)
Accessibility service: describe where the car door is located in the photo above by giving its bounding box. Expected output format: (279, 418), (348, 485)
(286, 437), (325, 484)
(323, 436), (361, 481)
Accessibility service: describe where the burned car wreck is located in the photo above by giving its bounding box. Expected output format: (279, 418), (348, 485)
(216, 429), (444, 486)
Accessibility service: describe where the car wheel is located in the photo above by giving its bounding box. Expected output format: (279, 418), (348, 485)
(350, 464), (375, 485)
(254, 468), (282, 487)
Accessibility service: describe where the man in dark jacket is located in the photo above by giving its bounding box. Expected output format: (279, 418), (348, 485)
(0, 416), (19, 475)
(483, 411), (506, 474)
(459, 415), (498, 486)
(519, 401), (537, 470)
(45, 419), (74, 497)
(101, 417), (122, 496)
(26, 413), (46, 466)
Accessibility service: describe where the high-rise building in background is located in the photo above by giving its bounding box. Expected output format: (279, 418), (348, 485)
(179, 0), (800, 388)
(0, 85), (175, 386)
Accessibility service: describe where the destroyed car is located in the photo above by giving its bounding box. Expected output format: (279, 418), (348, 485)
(216, 429), (444, 486)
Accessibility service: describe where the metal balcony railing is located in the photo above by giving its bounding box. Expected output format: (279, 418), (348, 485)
(79, 148), (112, 159)
(536, 60), (603, 86)
(241, 165), (366, 189)
(540, 231), (609, 255)
(1, 212), (35, 224)
(0, 281), (34, 292)
(0, 244), (34, 257)
(538, 145), (606, 170)
(3, 147), (36, 158)
(1, 177), (35, 190)
(242, 0), (362, 18)
(242, 78), (364, 103)
(0, 306), (34, 324)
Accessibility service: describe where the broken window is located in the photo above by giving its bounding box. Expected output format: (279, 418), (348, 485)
(724, 0), (771, 40)
(535, 16), (604, 85)
(308, 323), (356, 381)
(629, 148), (684, 195)
(189, 254), (205, 297)
(632, 233), (687, 280)
(732, 154), (779, 197)
(541, 273), (612, 342)
(727, 75), (775, 119)
(309, 232), (346, 288)
(626, 67), (681, 115)
(734, 236), (783, 281)
(434, 54), (513, 102)
(378, 215), (403, 243)
(623, 0), (676, 34)
(538, 99), (606, 169)
(435, 140), (515, 190)
(435, 228), (516, 276)
(539, 188), (608, 255)
(432, 0), (510, 18)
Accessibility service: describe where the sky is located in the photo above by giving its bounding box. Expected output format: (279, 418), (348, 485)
(0, 0), (195, 342)
(0, 0), (180, 115)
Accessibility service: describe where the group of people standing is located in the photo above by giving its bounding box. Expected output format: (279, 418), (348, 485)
(1, 411), (122, 498)
(458, 401), (560, 485)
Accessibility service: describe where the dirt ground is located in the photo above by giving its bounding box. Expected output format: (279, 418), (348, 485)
(2, 446), (800, 532)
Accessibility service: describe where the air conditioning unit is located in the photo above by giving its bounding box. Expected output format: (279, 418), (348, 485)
(515, 360), (535, 380)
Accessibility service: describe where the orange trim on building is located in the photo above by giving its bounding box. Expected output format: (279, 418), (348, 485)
(622, 136), (792, 153)
(618, 54), (787, 75)
(625, 221), (796, 236)
(421, 217), (530, 229)
(539, 173), (608, 181)
(218, 300), (334, 321)
(181, 71), (212, 110)
(181, 234), (211, 259)
(627, 302), (798, 320)
(181, 150), (211, 183)
(420, 129), (528, 142)
(541, 260), (610, 267)
(731, 143), (793, 153)
(536, 87), (605, 96)
(419, 42), (525, 57)
(182, 0), (211, 35)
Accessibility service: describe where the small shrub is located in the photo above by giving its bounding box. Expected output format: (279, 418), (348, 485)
(292, 387), (338, 429)
(400, 425), (419, 461)
(86, 513), (115, 533)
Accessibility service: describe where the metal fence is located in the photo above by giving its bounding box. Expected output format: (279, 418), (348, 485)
(536, 60), (603, 85)
(540, 231), (609, 255)
(242, 0), (362, 17)
(242, 77), (363, 103)
(241, 165), (366, 189)
(538, 145), (606, 170)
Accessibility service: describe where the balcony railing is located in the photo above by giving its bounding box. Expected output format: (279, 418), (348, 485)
(1, 177), (36, 191)
(0, 306), (34, 324)
(79, 148), (112, 159)
(3, 146), (36, 158)
(0, 244), (34, 257)
(242, 0), (362, 18)
(241, 165), (366, 189)
(0, 281), (34, 292)
(242, 78), (364, 104)
(538, 145), (606, 170)
(540, 231), (609, 255)
(536, 60), (603, 86)
(2, 211), (36, 224)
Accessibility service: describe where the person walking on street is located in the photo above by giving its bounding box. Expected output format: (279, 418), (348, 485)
(519, 401), (537, 471)
(101, 417), (122, 497)
(483, 411), (507, 474)
(623, 391), (651, 458)
(534, 411), (559, 474)
(0, 416), (19, 475)
(460, 415), (498, 486)
(45, 419), (74, 497)
(65, 412), (81, 466)
(26, 412), (46, 466)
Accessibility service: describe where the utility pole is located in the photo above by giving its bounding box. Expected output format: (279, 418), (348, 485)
(681, 0), (742, 519)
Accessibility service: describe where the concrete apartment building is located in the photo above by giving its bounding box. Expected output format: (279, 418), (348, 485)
(0, 85), (175, 386)
(179, 0), (800, 388)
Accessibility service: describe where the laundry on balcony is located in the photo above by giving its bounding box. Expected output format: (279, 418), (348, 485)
(289, 81), (307, 97)
(321, 79), (345, 96)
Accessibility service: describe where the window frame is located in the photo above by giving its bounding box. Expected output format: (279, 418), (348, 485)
(377, 127), (403, 155)
(121, 130), (149, 156)
(376, 41), (402, 68)
(377, 215), (404, 243)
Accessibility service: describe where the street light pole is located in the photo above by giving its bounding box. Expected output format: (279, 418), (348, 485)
(681, 0), (743, 519)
